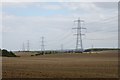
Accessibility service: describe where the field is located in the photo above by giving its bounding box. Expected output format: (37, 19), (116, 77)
(2, 50), (118, 78)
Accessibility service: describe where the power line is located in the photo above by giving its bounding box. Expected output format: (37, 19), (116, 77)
(85, 15), (117, 24)
(84, 38), (118, 40)
(47, 29), (73, 44)
(47, 30), (73, 46)
(72, 17), (86, 52)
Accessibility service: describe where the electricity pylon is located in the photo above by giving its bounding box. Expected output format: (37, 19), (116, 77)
(72, 18), (86, 52)
(41, 36), (45, 54)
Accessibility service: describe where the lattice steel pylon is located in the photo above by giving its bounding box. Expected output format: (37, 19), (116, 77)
(27, 40), (30, 51)
(41, 36), (45, 54)
(72, 18), (86, 52)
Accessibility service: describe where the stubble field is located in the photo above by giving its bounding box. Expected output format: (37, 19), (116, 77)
(2, 50), (118, 78)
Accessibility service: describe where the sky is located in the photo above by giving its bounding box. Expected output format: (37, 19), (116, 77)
(1, 1), (118, 51)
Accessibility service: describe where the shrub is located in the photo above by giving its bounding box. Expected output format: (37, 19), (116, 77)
(31, 55), (34, 56)
(2, 49), (16, 57)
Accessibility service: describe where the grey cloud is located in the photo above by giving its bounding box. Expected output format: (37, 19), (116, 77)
(94, 2), (118, 10)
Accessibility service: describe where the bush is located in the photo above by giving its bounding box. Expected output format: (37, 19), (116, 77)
(31, 55), (34, 56)
(2, 49), (16, 57)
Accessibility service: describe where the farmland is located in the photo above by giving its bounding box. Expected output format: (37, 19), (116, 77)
(2, 50), (118, 78)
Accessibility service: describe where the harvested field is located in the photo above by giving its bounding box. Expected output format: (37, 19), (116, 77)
(2, 50), (118, 78)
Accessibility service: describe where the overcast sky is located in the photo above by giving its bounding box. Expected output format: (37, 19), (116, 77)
(1, 2), (118, 51)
